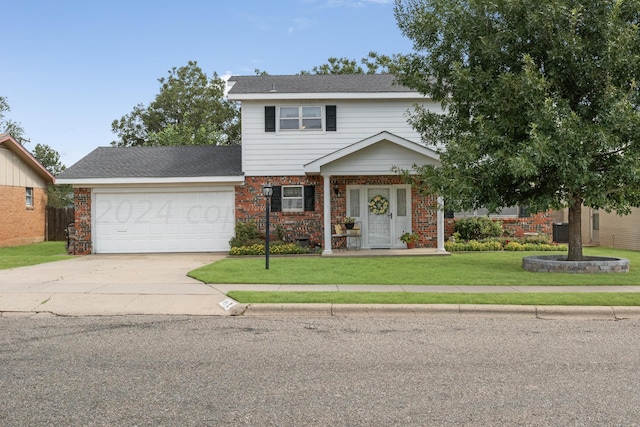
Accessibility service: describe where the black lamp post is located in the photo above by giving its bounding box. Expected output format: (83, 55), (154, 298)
(263, 183), (273, 270)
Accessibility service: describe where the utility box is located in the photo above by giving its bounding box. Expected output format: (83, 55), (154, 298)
(553, 223), (569, 243)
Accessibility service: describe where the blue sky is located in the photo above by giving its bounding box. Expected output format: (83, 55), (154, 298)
(1, 0), (413, 168)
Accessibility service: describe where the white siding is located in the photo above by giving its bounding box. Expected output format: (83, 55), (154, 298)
(0, 146), (48, 188)
(241, 99), (443, 176)
(321, 140), (439, 175)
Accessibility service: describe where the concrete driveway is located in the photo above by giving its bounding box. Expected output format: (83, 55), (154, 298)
(0, 253), (239, 316)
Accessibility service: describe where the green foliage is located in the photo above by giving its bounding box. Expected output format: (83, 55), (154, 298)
(111, 61), (240, 147)
(0, 96), (28, 144)
(31, 143), (73, 207)
(229, 221), (264, 248)
(454, 217), (504, 240)
(229, 243), (309, 256)
(444, 239), (567, 252)
(299, 52), (396, 75)
(394, 0), (640, 260)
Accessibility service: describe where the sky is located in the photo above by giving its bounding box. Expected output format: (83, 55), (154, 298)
(1, 0), (414, 168)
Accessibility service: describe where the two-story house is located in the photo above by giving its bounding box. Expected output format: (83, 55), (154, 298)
(58, 74), (554, 255)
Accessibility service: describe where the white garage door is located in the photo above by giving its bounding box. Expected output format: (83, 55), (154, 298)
(94, 188), (235, 253)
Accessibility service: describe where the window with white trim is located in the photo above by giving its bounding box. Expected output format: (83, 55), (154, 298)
(26, 187), (34, 207)
(282, 185), (304, 212)
(279, 106), (322, 130)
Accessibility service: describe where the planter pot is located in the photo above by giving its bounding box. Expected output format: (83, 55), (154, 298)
(406, 242), (415, 249)
(345, 223), (355, 230)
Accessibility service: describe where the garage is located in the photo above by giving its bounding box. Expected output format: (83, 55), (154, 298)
(56, 145), (244, 255)
(94, 187), (235, 253)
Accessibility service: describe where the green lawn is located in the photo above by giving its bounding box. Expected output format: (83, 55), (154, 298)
(227, 291), (640, 306)
(0, 242), (72, 270)
(189, 247), (639, 286)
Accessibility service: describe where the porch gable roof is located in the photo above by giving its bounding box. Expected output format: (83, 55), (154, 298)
(303, 131), (440, 175)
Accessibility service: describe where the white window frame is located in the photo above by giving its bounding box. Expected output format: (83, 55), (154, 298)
(26, 187), (34, 207)
(282, 185), (304, 212)
(278, 106), (323, 131)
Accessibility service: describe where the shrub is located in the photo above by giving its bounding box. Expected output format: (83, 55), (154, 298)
(444, 240), (503, 251)
(229, 221), (264, 248)
(229, 243), (309, 256)
(454, 217), (504, 240)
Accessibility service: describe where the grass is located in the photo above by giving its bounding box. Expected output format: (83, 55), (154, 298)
(189, 247), (640, 286)
(0, 242), (72, 270)
(227, 291), (640, 306)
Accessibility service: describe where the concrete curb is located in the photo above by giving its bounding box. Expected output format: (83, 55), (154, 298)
(241, 303), (640, 320)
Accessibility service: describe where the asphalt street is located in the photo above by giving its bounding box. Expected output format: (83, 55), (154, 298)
(1, 315), (639, 426)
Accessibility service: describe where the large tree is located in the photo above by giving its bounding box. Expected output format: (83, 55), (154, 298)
(393, 0), (640, 261)
(0, 96), (28, 145)
(299, 52), (394, 75)
(32, 144), (73, 208)
(111, 61), (240, 146)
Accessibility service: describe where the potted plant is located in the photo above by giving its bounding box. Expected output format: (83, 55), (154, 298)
(399, 231), (420, 249)
(343, 216), (356, 230)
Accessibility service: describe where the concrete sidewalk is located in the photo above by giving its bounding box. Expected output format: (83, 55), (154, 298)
(2, 255), (640, 319)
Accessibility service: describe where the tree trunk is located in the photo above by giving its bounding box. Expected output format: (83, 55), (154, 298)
(567, 199), (584, 261)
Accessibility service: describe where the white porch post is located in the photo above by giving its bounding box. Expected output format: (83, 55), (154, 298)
(322, 174), (333, 255)
(437, 196), (446, 252)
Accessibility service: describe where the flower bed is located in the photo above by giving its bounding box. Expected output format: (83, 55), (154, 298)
(445, 239), (567, 252)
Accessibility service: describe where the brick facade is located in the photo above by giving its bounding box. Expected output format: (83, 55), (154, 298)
(70, 188), (92, 255)
(0, 186), (48, 247)
(236, 175), (440, 248)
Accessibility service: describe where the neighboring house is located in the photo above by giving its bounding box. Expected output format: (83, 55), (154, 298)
(576, 207), (640, 251)
(58, 74), (554, 255)
(0, 134), (55, 247)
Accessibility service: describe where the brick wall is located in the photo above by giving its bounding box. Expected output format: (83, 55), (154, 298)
(236, 175), (440, 248)
(0, 185), (47, 247)
(71, 188), (92, 255)
(236, 176), (325, 246)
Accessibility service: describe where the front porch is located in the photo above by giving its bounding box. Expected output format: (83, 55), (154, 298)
(323, 247), (450, 257)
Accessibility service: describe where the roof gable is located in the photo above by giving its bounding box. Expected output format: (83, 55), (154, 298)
(304, 131), (440, 175)
(0, 134), (55, 184)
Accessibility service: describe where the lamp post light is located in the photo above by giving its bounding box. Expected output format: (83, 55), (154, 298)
(262, 183), (273, 270)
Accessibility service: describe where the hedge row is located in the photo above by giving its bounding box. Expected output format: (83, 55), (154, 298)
(230, 243), (309, 256)
(444, 240), (568, 252)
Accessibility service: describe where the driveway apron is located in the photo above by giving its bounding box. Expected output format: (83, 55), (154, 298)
(0, 254), (234, 316)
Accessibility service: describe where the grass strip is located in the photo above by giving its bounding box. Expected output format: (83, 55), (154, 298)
(190, 247), (640, 286)
(0, 242), (72, 270)
(227, 291), (640, 306)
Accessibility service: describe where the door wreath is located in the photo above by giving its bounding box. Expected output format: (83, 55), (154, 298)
(369, 195), (389, 215)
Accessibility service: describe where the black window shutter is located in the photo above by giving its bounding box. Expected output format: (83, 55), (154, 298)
(265, 106), (276, 132)
(443, 200), (454, 218)
(519, 205), (530, 218)
(304, 186), (315, 211)
(326, 105), (336, 131)
(271, 186), (282, 212)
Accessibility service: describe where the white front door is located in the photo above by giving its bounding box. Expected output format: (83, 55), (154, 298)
(347, 185), (411, 249)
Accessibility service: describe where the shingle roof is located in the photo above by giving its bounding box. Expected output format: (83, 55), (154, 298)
(227, 74), (414, 94)
(57, 145), (242, 179)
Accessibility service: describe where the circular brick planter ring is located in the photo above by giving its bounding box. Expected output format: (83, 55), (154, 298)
(522, 255), (630, 273)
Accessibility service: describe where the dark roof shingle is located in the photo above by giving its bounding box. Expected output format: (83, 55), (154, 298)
(227, 74), (413, 95)
(57, 145), (242, 179)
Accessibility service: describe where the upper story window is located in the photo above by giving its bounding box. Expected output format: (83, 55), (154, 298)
(26, 187), (34, 207)
(279, 106), (322, 130)
(265, 105), (336, 132)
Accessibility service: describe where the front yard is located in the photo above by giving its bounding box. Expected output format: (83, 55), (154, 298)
(189, 247), (639, 286)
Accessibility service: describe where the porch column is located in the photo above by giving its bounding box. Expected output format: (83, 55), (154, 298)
(322, 174), (333, 255)
(437, 196), (446, 252)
